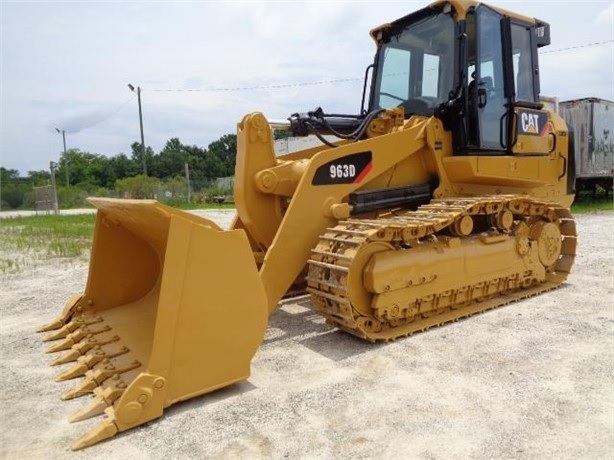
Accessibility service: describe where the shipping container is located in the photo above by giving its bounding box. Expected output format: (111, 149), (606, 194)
(559, 97), (613, 193)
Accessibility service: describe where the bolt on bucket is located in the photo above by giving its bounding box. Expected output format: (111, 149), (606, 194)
(38, 198), (268, 450)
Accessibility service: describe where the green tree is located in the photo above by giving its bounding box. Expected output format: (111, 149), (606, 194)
(1, 132), (243, 209)
(55, 149), (98, 187)
(0, 168), (24, 209)
(109, 153), (139, 180)
(205, 134), (237, 178)
(183, 144), (207, 189)
(27, 169), (51, 185)
(85, 155), (116, 189)
(54, 149), (127, 190)
(1, 167), (20, 183)
(0, 168), (44, 210)
(131, 142), (155, 176)
(150, 138), (190, 179)
(115, 175), (160, 199)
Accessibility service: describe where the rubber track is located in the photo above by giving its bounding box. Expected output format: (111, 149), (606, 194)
(306, 195), (577, 341)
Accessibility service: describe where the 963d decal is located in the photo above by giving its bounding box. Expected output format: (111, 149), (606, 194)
(312, 151), (372, 185)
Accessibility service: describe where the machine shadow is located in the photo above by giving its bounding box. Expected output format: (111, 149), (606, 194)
(161, 380), (258, 419)
(265, 295), (386, 361)
(155, 298), (382, 424)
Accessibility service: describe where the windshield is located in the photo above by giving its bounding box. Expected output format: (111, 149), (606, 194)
(371, 10), (456, 115)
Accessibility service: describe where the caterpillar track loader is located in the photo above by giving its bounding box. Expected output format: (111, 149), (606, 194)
(38, 0), (576, 450)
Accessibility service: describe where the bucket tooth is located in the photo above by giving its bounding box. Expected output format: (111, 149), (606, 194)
(37, 294), (84, 333)
(71, 418), (118, 451)
(62, 376), (100, 400)
(46, 339), (72, 354)
(55, 362), (90, 382)
(51, 348), (83, 366)
(79, 345), (130, 369)
(97, 378), (127, 403)
(55, 346), (130, 381)
(46, 334), (83, 353)
(45, 325), (112, 353)
(42, 322), (78, 342)
(89, 360), (142, 385)
(68, 324), (111, 342)
(61, 359), (141, 400)
(69, 395), (109, 422)
(80, 346), (130, 368)
(37, 317), (66, 333)
(43, 316), (104, 341)
(69, 380), (127, 422)
(50, 335), (120, 366)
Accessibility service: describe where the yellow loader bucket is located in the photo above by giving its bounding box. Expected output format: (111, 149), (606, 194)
(37, 198), (268, 450)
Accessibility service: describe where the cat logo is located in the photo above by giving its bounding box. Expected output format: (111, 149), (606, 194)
(521, 112), (540, 133)
(517, 109), (548, 136)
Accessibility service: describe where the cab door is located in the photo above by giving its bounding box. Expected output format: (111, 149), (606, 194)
(474, 5), (508, 151)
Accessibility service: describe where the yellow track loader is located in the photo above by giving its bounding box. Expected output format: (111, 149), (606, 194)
(39, 0), (576, 450)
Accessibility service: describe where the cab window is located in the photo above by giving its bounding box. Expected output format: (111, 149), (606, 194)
(511, 23), (536, 102)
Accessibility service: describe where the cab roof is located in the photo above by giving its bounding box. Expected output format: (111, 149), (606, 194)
(370, 0), (548, 44)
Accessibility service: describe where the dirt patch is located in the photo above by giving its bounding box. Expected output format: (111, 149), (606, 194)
(1, 210), (612, 459)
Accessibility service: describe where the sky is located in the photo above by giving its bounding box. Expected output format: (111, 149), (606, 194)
(1, 0), (613, 176)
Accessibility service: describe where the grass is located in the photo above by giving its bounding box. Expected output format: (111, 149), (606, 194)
(571, 192), (613, 213)
(0, 214), (95, 274)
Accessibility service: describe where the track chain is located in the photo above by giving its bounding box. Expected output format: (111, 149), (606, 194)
(306, 195), (577, 341)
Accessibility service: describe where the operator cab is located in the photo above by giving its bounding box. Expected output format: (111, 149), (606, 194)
(368, 0), (551, 154)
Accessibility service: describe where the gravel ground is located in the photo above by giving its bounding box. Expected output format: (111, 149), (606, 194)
(0, 210), (612, 460)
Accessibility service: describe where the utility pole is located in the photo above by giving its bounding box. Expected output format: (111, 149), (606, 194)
(185, 162), (191, 203)
(128, 83), (147, 176)
(49, 161), (59, 215)
(55, 128), (69, 186)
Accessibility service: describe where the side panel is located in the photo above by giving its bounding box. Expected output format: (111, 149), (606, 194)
(592, 100), (614, 177)
(560, 98), (614, 179)
(512, 108), (552, 155)
(442, 110), (573, 207)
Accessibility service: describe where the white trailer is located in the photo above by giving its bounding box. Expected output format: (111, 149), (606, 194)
(558, 97), (613, 194)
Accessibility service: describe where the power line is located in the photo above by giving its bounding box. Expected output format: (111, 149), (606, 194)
(540, 40), (613, 54)
(78, 94), (137, 131)
(60, 94), (137, 135)
(150, 76), (363, 93)
(149, 40), (611, 94)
